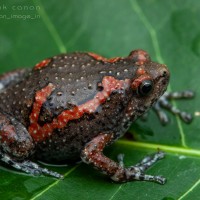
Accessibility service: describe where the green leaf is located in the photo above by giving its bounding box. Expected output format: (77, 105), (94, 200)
(0, 0), (200, 199)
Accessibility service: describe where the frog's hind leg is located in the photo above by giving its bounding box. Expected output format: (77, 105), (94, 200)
(0, 68), (30, 91)
(81, 133), (166, 184)
(0, 111), (63, 178)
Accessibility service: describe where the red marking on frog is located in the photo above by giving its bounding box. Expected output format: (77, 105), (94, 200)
(131, 74), (151, 90)
(34, 59), (51, 70)
(128, 50), (150, 65)
(1, 125), (16, 143)
(88, 52), (121, 63)
(29, 76), (131, 142)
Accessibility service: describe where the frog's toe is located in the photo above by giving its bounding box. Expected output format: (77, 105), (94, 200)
(21, 160), (64, 179)
(117, 154), (125, 167)
(179, 112), (193, 124)
(133, 151), (165, 172)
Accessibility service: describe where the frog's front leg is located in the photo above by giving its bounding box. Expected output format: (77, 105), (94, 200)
(0, 111), (63, 178)
(81, 134), (166, 184)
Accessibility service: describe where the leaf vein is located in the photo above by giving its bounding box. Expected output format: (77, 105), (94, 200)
(108, 185), (123, 200)
(33, 0), (67, 53)
(30, 164), (80, 200)
(178, 178), (200, 200)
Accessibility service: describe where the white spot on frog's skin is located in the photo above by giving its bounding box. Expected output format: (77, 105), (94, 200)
(117, 72), (120, 76)
(57, 92), (63, 96)
(88, 83), (92, 89)
(124, 69), (128, 72)
(81, 65), (86, 69)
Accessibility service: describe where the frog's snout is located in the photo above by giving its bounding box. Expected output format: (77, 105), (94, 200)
(160, 65), (170, 82)
(156, 65), (170, 92)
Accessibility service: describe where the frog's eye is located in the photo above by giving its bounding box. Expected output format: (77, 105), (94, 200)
(137, 80), (154, 96)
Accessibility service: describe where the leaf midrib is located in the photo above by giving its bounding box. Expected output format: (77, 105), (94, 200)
(118, 140), (200, 157)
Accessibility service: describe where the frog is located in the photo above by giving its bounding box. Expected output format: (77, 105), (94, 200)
(0, 49), (188, 184)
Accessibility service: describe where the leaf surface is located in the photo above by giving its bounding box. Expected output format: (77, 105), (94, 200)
(0, 0), (200, 199)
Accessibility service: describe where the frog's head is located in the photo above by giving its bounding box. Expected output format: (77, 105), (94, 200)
(128, 49), (170, 118)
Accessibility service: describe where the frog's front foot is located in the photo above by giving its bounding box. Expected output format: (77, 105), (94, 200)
(152, 90), (195, 125)
(81, 133), (166, 184)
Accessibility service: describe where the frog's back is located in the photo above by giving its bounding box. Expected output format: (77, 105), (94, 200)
(0, 52), (135, 127)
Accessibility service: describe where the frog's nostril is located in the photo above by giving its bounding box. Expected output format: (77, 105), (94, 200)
(162, 70), (169, 78)
(163, 71), (167, 76)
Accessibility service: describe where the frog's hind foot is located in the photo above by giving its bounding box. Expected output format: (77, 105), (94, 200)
(0, 151), (63, 179)
(115, 151), (166, 184)
(153, 90), (195, 125)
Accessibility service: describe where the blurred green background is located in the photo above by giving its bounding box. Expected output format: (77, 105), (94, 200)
(0, 0), (200, 199)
